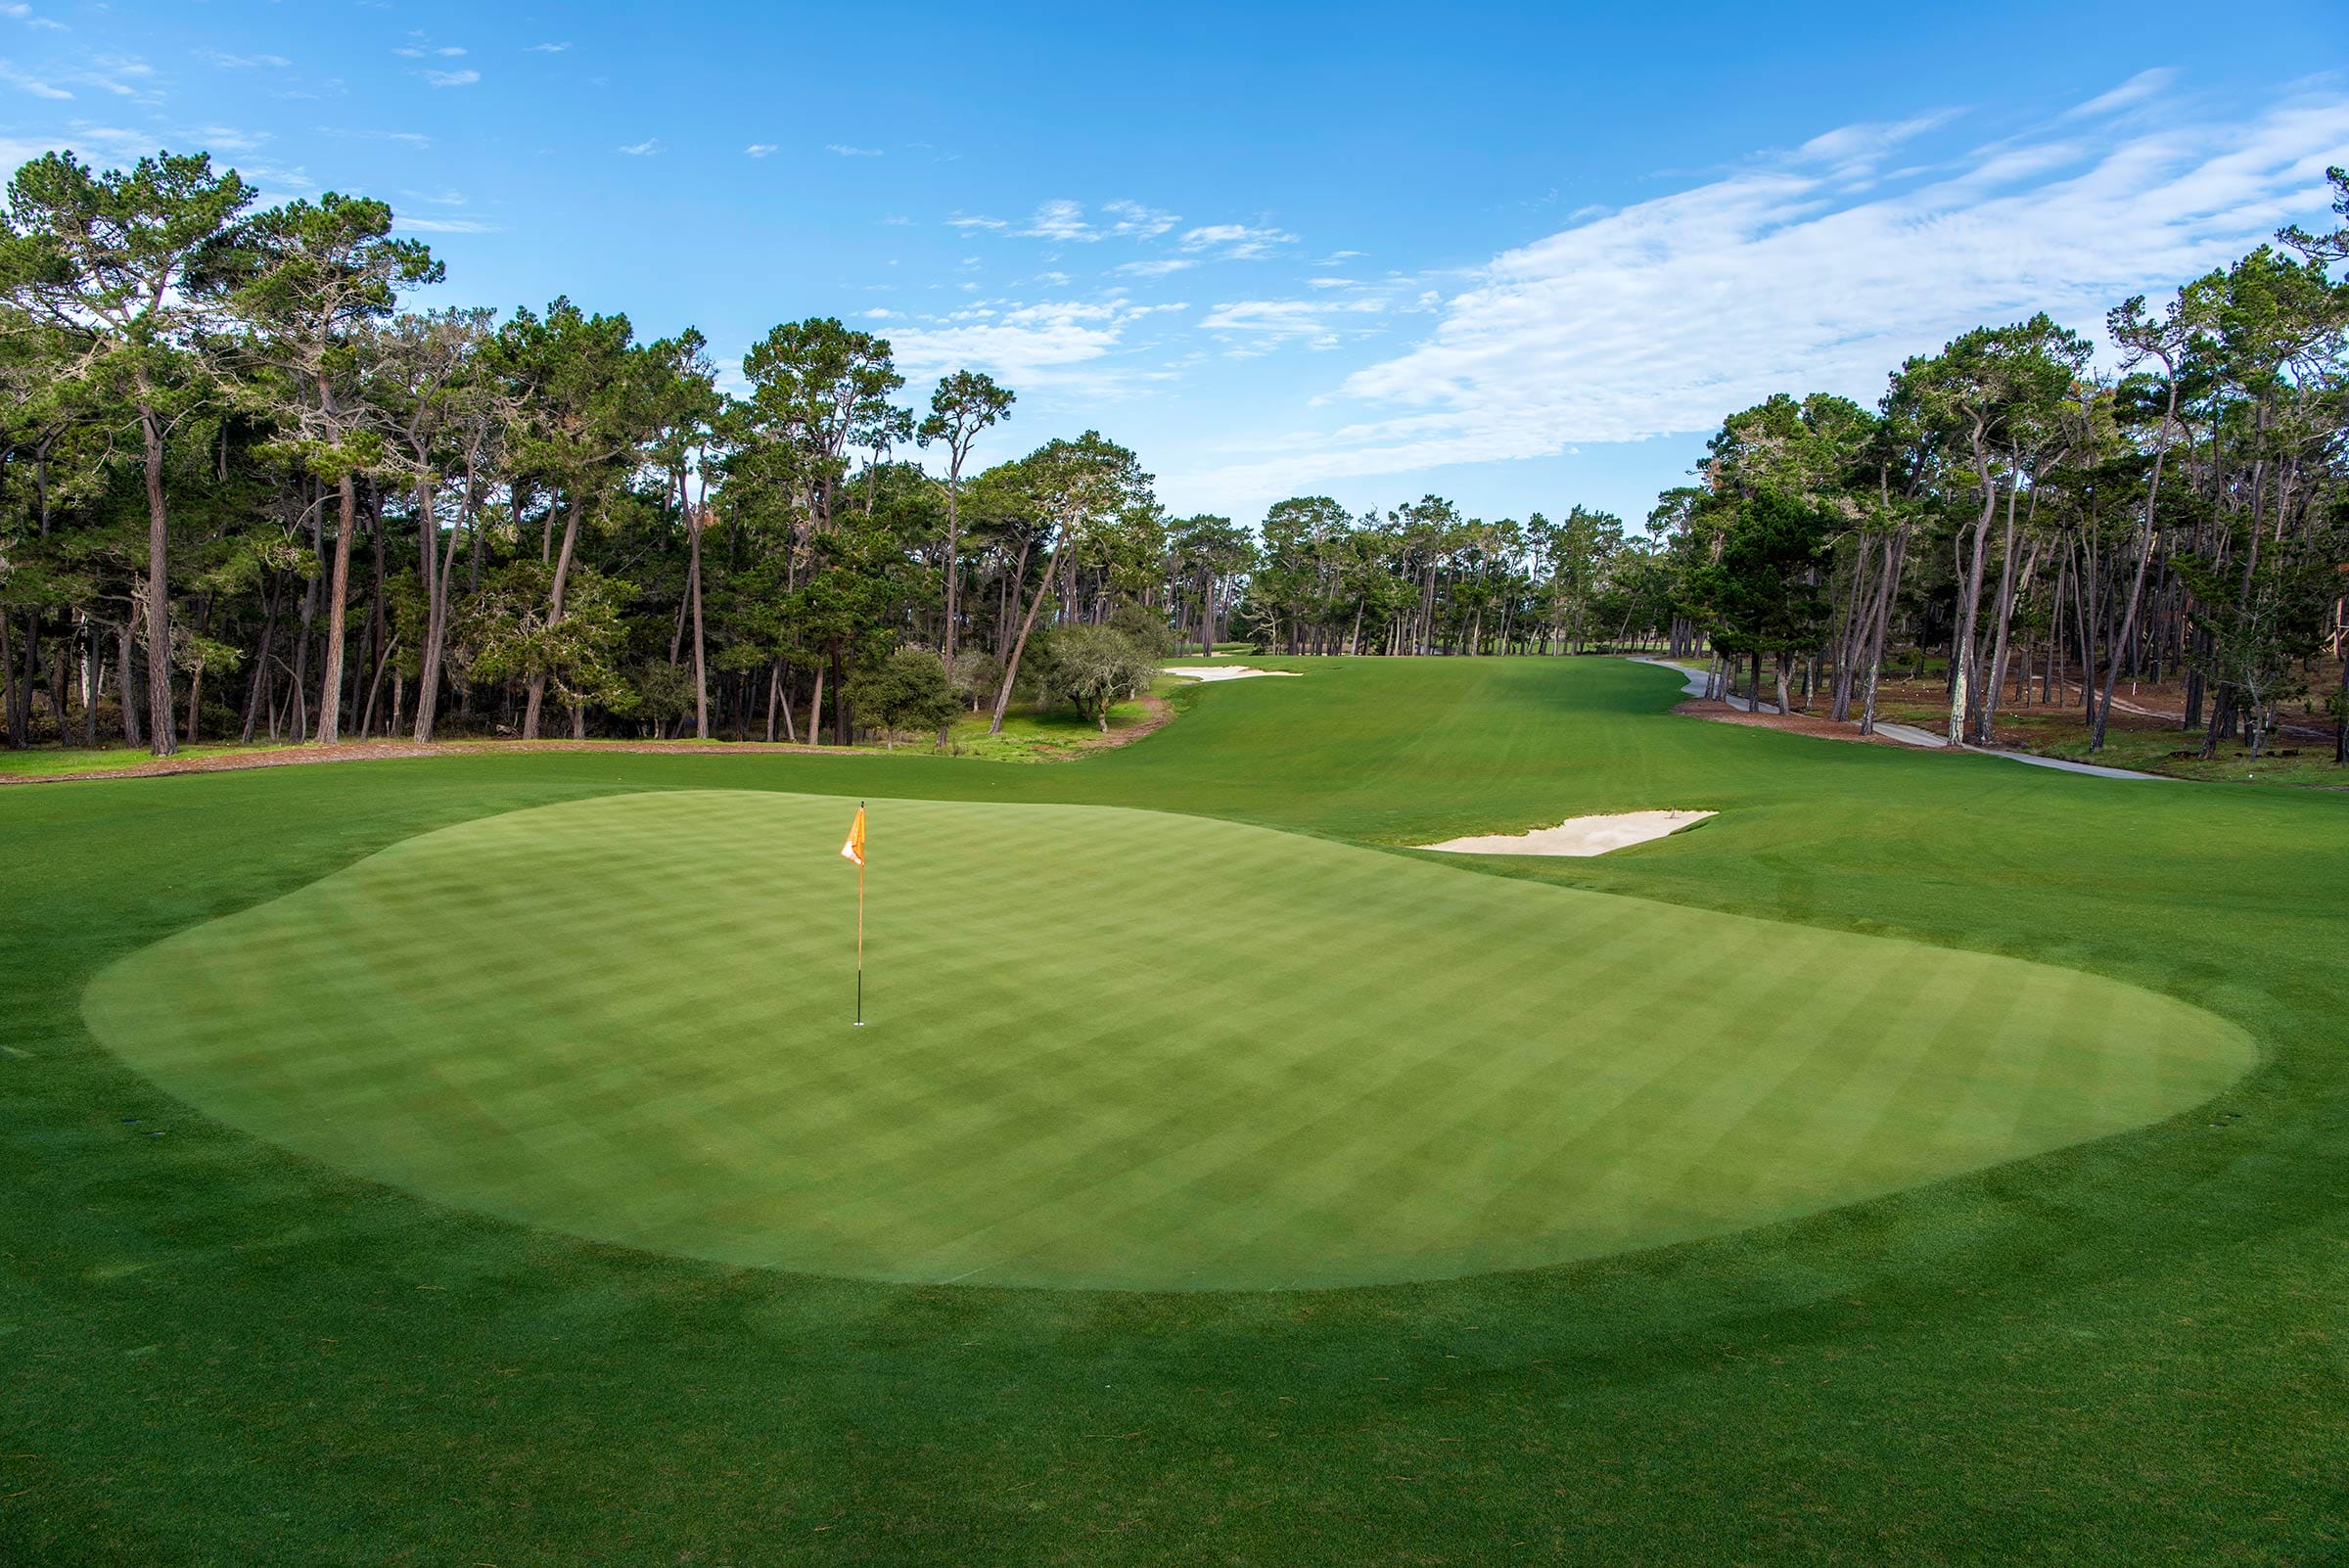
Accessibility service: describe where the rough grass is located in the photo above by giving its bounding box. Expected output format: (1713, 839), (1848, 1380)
(0, 738), (305, 776)
(6, 656), (2348, 1565)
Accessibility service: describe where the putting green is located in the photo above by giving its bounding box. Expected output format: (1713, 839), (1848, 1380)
(84, 789), (2252, 1290)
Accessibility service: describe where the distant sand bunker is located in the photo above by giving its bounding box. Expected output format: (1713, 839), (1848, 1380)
(1163, 665), (1303, 683)
(1419, 809), (1715, 857)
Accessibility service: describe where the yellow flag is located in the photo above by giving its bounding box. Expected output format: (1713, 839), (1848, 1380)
(840, 807), (866, 868)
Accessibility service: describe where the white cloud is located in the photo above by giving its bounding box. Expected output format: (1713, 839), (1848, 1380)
(1103, 199), (1178, 238)
(1020, 198), (1092, 241)
(527, 42), (572, 53)
(1200, 298), (1385, 340)
(0, 57), (69, 97)
(421, 68), (479, 88)
(826, 142), (882, 157)
(319, 126), (433, 148)
(396, 215), (497, 233)
(1117, 257), (1196, 277)
(199, 50), (292, 69)
(192, 123), (267, 154)
(74, 54), (156, 99)
(618, 138), (660, 156)
(884, 296), (1186, 386)
(945, 212), (1006, 231)
(1179, 222), (1297, 258)
(1193, 81), (2349, 498)
(744, 142), (777, 157)
(1014, 199), (1181, 243)
(2064, 67), (2176, 120)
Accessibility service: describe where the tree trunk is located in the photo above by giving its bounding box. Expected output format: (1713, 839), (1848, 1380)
(990, 536), (1070, 735)
(2, 613), (22, 750)
(523, 491), (585, 740)
(688, 511), (710, 740)
(241, 574), (284, 744)
(116, 619), (142, 747)
(413, 478), (466, 743)
(1981, 534), (2040, 748)
(314, 472), (358, 744)
(136, 398), (177, 756)
(944, 468), (963, 669)
(832, 646), (851, 746)
(1947, 436), (1998, 745)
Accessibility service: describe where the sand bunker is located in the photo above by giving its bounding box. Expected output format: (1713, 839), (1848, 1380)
(1163, 665), (1303, 682)
(1419, 809), (1715, 857)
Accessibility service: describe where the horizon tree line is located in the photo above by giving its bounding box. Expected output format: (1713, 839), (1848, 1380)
(2, 149), (2344, 763)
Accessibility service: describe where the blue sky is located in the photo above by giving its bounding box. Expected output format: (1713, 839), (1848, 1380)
(3, 1), (2345, 527)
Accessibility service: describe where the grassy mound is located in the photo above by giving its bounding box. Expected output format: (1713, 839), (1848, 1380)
(87, 790), (2247, 1290)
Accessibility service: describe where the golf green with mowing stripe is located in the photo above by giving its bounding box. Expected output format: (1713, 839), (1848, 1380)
(85, 788), (2252, 1290)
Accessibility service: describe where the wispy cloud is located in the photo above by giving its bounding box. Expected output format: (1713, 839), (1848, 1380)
(526, 41), (572, 54)
(885, 297), (1188, 388)
(199, 49), (291, 69)
(1180, 222), (1297, 259)
(1103, 199), (1178, 239)
(1192, 79), (2349, 499)
(1020, 199), (1092, 242)
(0, 57), (69, 97)
(420, 68), (480, 88)
(1015, 198), (1181, 244)
(319, 125), (433, 148)
(945, 212), (1007, 231)
(1200, 298), (1384, 336)
(826, 142), (882, 157)
(1118, 258), (1197, 277)
(396, 215), (497, 234)
(73, 54), (159, 100)
(618, 138), (661, 156)
(744, 142), (777, 158)
(2064, 67), (2176, 120)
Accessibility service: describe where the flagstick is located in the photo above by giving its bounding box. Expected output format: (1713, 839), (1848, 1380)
(854, 800), (866, 1027)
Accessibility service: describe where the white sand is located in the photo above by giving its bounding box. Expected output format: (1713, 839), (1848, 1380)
(1418, 809), (1715, 857)
(1162, 665), (1303, 682)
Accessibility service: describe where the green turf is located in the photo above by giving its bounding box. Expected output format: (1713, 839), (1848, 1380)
(8, 656), (2349, 1564)
(83, 790), (2248, 1290)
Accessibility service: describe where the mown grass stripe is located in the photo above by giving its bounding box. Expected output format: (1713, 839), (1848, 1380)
(81, 788), (2255, 1290)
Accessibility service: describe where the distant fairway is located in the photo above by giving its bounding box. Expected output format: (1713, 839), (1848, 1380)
(85, 788), (2251, 1290)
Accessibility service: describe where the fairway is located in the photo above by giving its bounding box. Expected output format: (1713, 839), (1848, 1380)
(85, 788), (2252, 1290)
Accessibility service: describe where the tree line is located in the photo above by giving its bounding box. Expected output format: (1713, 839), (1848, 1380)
(0, 150), (1195, 756)
(1649, 172), (2349, 762)
(2, 149), (2344, 763)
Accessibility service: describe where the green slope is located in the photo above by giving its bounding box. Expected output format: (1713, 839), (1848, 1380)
(84, 791), (2249, 1290)
(7, 655), (2348, 1565)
